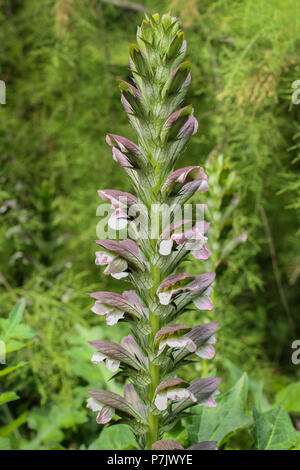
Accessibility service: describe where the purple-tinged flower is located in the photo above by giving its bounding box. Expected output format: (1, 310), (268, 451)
(154, 378), (197, 411)
(90, 290), (148, 323)
(86, 397), (115, 424)
(157, 272), (215, 308)
(162, 166), (209, 198)
(98, 190), (138, 230)
(159, 220), (210, 259)
(91, 351), (120, 372)
(94, 250), (128, 279)
(89, 335), (147, 373)
(88, 387), (147, 425)
(155, 324), (195, 354)
(157, 273), (193, 305)
(172, 377), (221, 414)
(95, 239), (147, 276)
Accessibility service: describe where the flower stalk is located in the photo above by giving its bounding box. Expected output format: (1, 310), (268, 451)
(87, 12), (221, 451)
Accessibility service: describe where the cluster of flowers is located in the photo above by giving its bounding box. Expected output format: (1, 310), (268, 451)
(87, 13), (221, 450)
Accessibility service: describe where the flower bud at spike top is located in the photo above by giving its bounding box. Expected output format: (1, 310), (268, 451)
(87, 13), (221, 450)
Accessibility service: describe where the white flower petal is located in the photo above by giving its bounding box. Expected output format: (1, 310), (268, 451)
(106, 310), (124, 326)
(111, 271), (128, 279)
(86, 397), (103, 412)
(158, 291), (172, 305)
(91, 351), (106, 364)
(159, 239), (173, 256)
(91, 301), (108, 315)
(105, 358), (120, 372)
(195, 344), (215, 359)
(155, 392), (168, 411)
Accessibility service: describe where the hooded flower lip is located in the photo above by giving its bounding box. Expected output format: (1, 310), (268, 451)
(155, 322), (218, 360)
(157, 272), (193, 305)
(95, 250), (128, 279)
(154, 378), (197, 411)
(90, 290), (148, 325)
(159, 219), (210, 259)
(95, 239), (147, 277)
(86, 397), (115, 424)
(155, 324), (195, 354)
(88, 387), (147, 425)
(171, 377), (222, 415)
(89, 335), (147, 373)
(162, 166), (209, 196)
(98, 190), (138, 230)
(157, 272), (215, 308)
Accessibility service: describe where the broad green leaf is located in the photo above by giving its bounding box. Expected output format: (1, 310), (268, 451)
(2, 299), (26, 341)
(252, 406), (299, 450)
(185, 373), (252, 447)
(89, 424), (138, 450)
(224, 359), (270, 412)
(0, 391), (19, 405)
(0, 361), (27, 377)
(22, 404), (87, 449)
(0, 412), (27, 437)
(275, 383), (300, 413)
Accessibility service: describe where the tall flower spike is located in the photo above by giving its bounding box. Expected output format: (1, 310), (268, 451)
(87, 13), (221, 450)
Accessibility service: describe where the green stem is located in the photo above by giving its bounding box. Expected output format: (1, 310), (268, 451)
(145, 189), (161, 449)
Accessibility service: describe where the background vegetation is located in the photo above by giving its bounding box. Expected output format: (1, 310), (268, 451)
(0, 0), (299, 449)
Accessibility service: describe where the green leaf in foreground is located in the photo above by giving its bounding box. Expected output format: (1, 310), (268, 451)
(185, 373), (252, 447)
(89, 424), (138, 450)
(252, 405), (299, 450)
(0, 391), (19, 405)
(275, 383), (300, 413)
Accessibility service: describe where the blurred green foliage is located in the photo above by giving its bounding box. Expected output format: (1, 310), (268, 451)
(0, 0), (299, 449)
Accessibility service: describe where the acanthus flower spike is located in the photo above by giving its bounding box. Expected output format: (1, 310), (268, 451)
(87, 13), (222, 450)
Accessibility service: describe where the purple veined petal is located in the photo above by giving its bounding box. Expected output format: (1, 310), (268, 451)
(193, 286), (214, 311)
(98, 190), (137, 209)
(96, 239), (145, 272)
(112, 147), (134, 168)
(96, 405), (115, 424)
(155, 324), (190, 340)
(187, 272), (216, 292)
(124, 384), (147, 420)
(152, 440), (184, 450)
(158, 272), (193, 292)
(89, 340), (142, 371)
(166, 166), (206, 185)
(121, 335), (147, 366)
(106, 134), (139, 156)
(195, 344), (215, 359)
(191, 245), (211, 260)
(95, 251), (114, 266)
(156, 378), (188, 394)
(106, 358), (120, 372)
(160, 219), (189, 240)
(178, 115), (198, 139)
(164, 105), (192, 128)
(89, 291), (146, 320)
